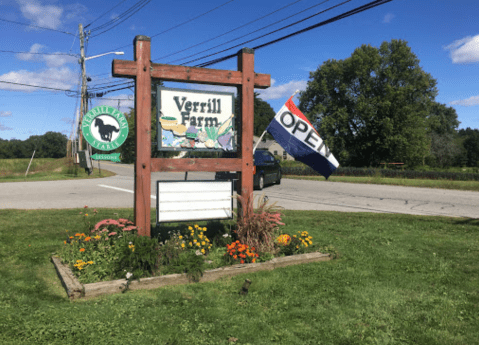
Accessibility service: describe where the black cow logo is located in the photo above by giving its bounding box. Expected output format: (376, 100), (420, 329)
(94, 117), (119, 142)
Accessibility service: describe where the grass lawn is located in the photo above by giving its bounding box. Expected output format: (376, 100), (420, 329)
(0, 158), (115, 183)
(1, 208), (478, 344)
(285, 175), (479, 191)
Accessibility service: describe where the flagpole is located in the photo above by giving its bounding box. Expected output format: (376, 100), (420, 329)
(253, 90), (300, 154)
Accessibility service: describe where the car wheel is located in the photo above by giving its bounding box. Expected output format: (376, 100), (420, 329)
(276, 171), (281, 184)
(258, 175), (264, 190)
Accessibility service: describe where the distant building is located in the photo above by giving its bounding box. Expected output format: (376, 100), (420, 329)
(253, 136), (294, 161)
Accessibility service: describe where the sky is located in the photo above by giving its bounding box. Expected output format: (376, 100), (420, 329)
(0, 0), (478, 141)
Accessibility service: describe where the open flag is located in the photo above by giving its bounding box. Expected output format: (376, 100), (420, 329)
(266, 92), (339, 179)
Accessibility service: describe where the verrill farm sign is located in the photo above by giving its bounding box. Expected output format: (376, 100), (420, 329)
(82, 106), (129, 151)
(157, 87), (235, 151)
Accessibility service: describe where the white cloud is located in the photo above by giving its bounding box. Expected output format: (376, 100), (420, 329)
(255, 79), (307, 101)
(0, 111), (12, 117)
(94, 94), (134, 113)
(0, 123), (13, 131)
(17, 0), (63, 29)
(0, 67), (77, 92)
(16, 43), (77, 67)
(42, 54), (77, 68)
(383, 13), (395, 23)
(16, 43), (45, 61)
(449, 95), (479, 106)
(444, 35), (479, 64)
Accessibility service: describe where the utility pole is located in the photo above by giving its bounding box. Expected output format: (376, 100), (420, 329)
(78, 23), (87, 151)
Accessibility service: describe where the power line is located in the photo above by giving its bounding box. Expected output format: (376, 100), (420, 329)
(93, 0), (236, 56)
(155, 0), (307, 62)
(178, 0), (352, 66)
(89, 0), (149, 32)
(0, 17), (76, 36)
(197, 0), (393, 68)
(0, 49), (78, 57)
(0, 80), (79, 93)
(89, 0), (151, 38)
(161, 0), (332, 64)
(84, 0), (130, 29)
(87, 0), (393, 94)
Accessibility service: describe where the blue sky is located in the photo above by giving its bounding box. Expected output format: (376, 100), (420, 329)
(0, 0), (478, 141)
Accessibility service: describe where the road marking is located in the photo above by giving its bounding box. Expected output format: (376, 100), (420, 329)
(98, 184), (156, 199)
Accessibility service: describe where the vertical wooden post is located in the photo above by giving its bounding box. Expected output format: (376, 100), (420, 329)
(237, 48), (255, 214)
(134, 36), (152, 236)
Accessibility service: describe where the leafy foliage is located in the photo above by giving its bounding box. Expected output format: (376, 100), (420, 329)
(0, 131), (67, 159)
(299, 39), (440, 167)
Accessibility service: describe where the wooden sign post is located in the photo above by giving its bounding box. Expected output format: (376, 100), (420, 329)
(112, 35), (270, 236)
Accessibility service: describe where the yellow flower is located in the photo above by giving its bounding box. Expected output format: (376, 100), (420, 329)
(87, 261), (94, 264)
(194, 224), (199, 229)
(181, 243), (185, 248)
(189, 242), (192, 246)
(179, 236), (183, 239)
(205, 238), (209, 242)
(201, 241), (205, 246)
(188, 226), (193, 231)
(201, 249), (205, 254)
(203, 227), (207, 231)
(193, 239), (197, 243)
(196, 242), (200, 247)
(85, 214), (88, 216)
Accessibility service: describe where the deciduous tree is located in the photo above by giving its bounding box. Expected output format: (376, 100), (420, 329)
(299, 39), (438, 167)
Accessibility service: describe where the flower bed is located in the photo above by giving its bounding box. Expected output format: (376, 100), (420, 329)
(55, 200), (336, 299)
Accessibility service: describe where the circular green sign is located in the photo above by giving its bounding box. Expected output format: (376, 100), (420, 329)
(82, 106), (129, 151)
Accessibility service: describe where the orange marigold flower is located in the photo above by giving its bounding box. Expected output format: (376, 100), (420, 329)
(240, 260), (244, 264)
(252, 258), (256, 263)
(233, 255), (237, 259)
(84, 236), (91, 242)
(79, 248), (85, 252)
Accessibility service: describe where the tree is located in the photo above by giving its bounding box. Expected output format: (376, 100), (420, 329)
(299, 39), (438, 167)
(235, 92), (276, 138)
(458, 128), (479, 167)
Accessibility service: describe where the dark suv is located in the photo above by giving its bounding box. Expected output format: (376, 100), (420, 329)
(215, 149), (282, 190)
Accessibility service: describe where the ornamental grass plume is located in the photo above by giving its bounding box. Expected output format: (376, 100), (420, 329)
(234, 192), (285, 254)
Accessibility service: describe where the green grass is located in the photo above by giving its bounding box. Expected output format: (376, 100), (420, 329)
(0, 157), (115, 182)
(285, 174), (479, 191)
(1, 208), (478, 344)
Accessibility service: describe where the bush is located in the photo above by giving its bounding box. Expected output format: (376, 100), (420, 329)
(234, 193), (285, 254)
(281, 166), (479, 181)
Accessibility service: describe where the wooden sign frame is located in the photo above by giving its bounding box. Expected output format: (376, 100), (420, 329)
(112, 35), (271, 236)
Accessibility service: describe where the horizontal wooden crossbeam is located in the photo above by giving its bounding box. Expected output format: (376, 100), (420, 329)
(150, 158), (242, 172)
(112, 60), (270, 88)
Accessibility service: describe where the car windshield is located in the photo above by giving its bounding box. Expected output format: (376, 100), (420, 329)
(254, 150), (274, 164)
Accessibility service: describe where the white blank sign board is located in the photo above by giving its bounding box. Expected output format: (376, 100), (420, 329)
(157, 181), (233, 223)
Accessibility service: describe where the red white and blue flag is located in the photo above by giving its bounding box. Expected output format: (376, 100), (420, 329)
(266, 93), (339, 179)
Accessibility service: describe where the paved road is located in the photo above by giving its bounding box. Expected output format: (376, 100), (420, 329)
(1, 162), (478, 218)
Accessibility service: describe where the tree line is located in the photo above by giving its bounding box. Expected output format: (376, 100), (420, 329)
(0, 132), (67, 159)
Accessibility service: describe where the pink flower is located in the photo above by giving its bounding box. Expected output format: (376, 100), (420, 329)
(84, 205), (88, 209)
(123, 226), (137, 231)
(93, 219), (120, 231)
(108, 232), (117, 236)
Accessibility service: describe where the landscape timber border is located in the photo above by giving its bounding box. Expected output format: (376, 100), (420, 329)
(112, 35), (271, 236)
(52, 252), (331, 300)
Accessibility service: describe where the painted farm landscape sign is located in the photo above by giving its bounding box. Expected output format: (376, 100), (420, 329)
(157, 87), (235, 152)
